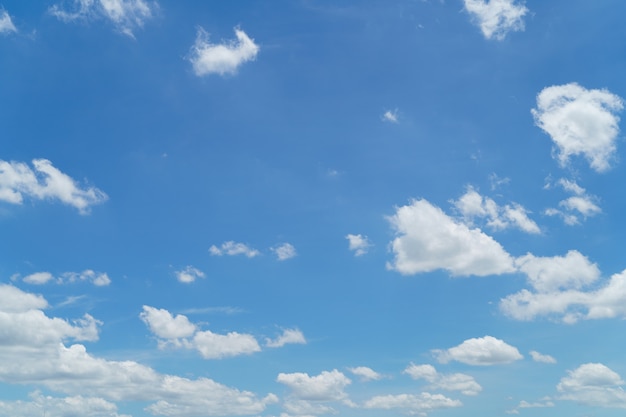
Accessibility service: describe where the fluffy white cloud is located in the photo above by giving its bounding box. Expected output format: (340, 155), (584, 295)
(49, 0), (157, 37)
(0, 391), (131, 417)
(433, 336), (523, 366)
(463, 0), (528, 40)
(0, 10), (17, 34)
(404, 364), (482, 396)
(453, 186), (540, 234)
(387, 199), (515, 276)
(363, 393), (462, 414)
(532, 83), (624, 172)
(175, 266), (205, 283)
(346, 234), (371, 256)
(382, 109), (399, 123)
(193, 329), (261, 359)
(272, 243), (297, 261)
(189, 27), (259, 76)
(209, 241), (260, 258)
(544, 178), (601, 225)
(23, 272), (54, 285)
(347, 366), (382, 382)
(0, 159), (107, 214)
(19, 270), (111, 286)
(140, 306), (197, 339)
(557, 363), (626, 408)
(265, 328), (306, 348)
(529, 350), (556, 364)
(0, 286), (276, 416)
(277, 369), (351, 401)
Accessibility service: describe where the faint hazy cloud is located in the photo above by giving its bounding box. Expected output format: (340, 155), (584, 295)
(272, 242), (297, 261)
(209, 241), (260, 258)
(382, 109), (399, 123)
(265, 328), (306, 348)
(0, 10), (17, 34)
(347, 366), (382, 382)
(433, 336), (523, 366)
(0, 159), (107, 214)
(532, 83), (623, 172)
(530, 350), (556, 364)
(463, 0), (528, 40)
(19, 270), (111, 286)
(175, 266), (205, 283)
(346, 234), (371, 256)
(189, 27), (259, 76)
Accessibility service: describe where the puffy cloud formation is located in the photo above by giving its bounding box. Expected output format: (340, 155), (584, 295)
(529, 350), (556, 364)
(544, 178), (601, 225)
(265, 328), (306, 348)
(189, 27), (259, 76)
(175, 266), (205, 283)
(0, 391), (131, 417)
(49, 0), (157, 37)
(277, 369), (351, 401)
(346, 234), (372, 256)
(532, 83), (624, 172)
(463, 0), (528, 40)
(404, 364), (482, 396)
(209, 241), (260, 258)
(139, 306), (261, 359)
(433, 336), (523, 366)
(0, 159), (108, 214)
(557, 363), (626, 408)
(453, 186), (540, 234)
(347, 366), (382, 382)
(0, 10), (17, 34)
(363, 393), (462, 414)
(18, 270), (111, 286)
(272, 243), (297, 261)
(387, 199), (515, 276)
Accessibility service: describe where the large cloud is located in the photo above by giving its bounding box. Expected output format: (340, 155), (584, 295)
(387, 199), (515, 276)
(532, 83), (624, 172)
(0, 159), (107, 214)
(463, 0), (528, 40)
(432, 336), (523, 366)
(189, 27), (259, 76)
(557, 363), (626, 408)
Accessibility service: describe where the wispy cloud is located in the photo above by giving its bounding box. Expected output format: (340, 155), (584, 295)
(0, 9), (17, 34)
(18, 270), (111, 286)
(382, 109), (399, 123)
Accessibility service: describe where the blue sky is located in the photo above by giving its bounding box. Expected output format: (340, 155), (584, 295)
(1, 0), (626, 416)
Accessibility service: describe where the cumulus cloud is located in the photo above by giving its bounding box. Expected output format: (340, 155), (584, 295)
(453, 186), (540, 234)
(272, 243), (297, 261)
(175, 266), (205, 283)
(346, 234), (371, 256)
(404, 363), (482, 396)
(529, 350), (556, 364)
(463, 0), (528, 40)
(347, 366), (382, 382)
(382, 109), (399, 123)
(265, 328), (306, 348)
(0, 159), (108, 214)
(277, 369), (351, 402)
(433, 336), (523, 366)
(0, 10), (17, 34)
(189, 27), (259, 76)
(363, 393), (462, 414)
(209, 241), (260, 258)
(532, 83), (624, 172)
(19, 270), (111, 286)
(544, 178), (601, 225)
(387, 199), (515, 276)
(0, 391), (131, 417)
(557, 363), (626, 408)
(49, 0), (157, 37)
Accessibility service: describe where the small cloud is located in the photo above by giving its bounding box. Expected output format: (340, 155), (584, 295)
(463, 0), (528, 41)
(0, 9), (17, 34)
(346, 234), (371, 256)
(175, 266), (205, 283)
(272, 243), (297, 261)
(530, 350), (557, 364)
(382, 109), (399, 123)
(265, 328), (306, 348)
(189, 27), (259, 76)
(209, 241), (260, 258)
(347, 366), (383, 382)
(23, 272), (54, 285)
(544, 178), (602, 225)
(489, 173), (510, 190)
(404, 363), (482, 395)
(433, 335), (523, 365)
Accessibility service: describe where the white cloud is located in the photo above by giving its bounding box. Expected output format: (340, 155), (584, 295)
(404, 364), (482, 396)
(49, 0), (157, 37)
(346, 234), (371, 256)
(140, 306), (197, 339)
(175, 266), (205, 283)
(0, 10), (17, 34)
(463, 0), (528, 40)
(544, 178), (601, 225)
(0, 391), (131, 417)
(277, 369), (351, 401)
(433, 336), (523, 366)
(272, 243), (297, 261)
(0, 159), (108, 214)
(532, 83), (624, 172)
(363, 393), (462, 414)
(265, 328), (306, 348)
(529, 350), (556, 364)
(209, 241), (260, 258)
(382, 109), (399, 123)
(189, 27), (259, 76)
(193, 329), (261, 359)
(23, 272), (54, 285)
(19, 270), (111, 286)
(347, 366), (382, 382)
(282, 399), (336, 416)
(557, 363), (626, 408)
(387, 199), (515, 276)
(453, 186), (540, 234)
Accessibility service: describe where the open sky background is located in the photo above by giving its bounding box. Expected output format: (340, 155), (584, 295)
(1, 0), (626, 416)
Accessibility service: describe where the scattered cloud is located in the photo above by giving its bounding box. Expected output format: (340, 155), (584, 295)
(49, 0), (157, 37)
(189, 27), (259, 76)
(277, 369), (351, 401)
(506, 397), (555, 414)
(265, 328), (306, 348)
(18, 270), (111, 286)
(557, 363), (626, 408)
(463, 0), (528, 40)
(175, 266), (205, 283)
(363, 393), (462, 414)
(272, 242), (297, 261)
(209, 241), (260, 258)
(433, 336), (523, 366)
(453, 186), (540, 234)
(386, 199), (515, 276)
(529, 351), (557, 364)
(532, 83), (624, 172)
(544, 178), (601, 225)
(0, 159), (108, 214)
(347, 366), (383, 382)
(382, 109), (399, 123)
(404, 363), (482, 396)
(0, 10), (17, 34)
(488, 173), (510, 190)
(346, 234), (371, 256)
(0, 391), (131, 417)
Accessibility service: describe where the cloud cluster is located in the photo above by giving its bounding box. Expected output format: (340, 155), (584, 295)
(544, 178), (601, 225)
(557, 363), (626, 408)
(463, 0), (528, 40)
(404, 364), (482, 396)
(189, 27), (259, 76)
(16, 270), (111, 286)
(0, 159), (107, 214)
(433, 336), (523, 366)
